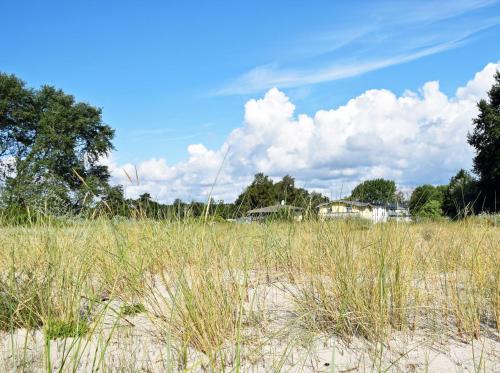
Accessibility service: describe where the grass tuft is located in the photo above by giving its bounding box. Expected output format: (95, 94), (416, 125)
(120, 302), (146, 316)
(44, 317), (89, 340)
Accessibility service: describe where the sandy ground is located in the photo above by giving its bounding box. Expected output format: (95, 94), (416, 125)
(1, 278), (499, 372)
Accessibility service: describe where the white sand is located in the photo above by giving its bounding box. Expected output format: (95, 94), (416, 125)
(1, 278), (499, 372)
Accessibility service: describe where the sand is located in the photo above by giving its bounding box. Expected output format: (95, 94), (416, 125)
(1, 276), (499, 372)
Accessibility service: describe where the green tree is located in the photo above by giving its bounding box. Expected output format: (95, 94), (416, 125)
(409, 184), (445, 218)
(468, 71), (500, 212)
(101, 185), (130, 217)
(442, 169), (479, 218)
(416, 199), (443, 218)
(0, 73), (114, 214)
(274, 175), (296, 204)
(350, 178), (396, 203)
(234, 173), (277, 215)
(274, 175), (312, 206)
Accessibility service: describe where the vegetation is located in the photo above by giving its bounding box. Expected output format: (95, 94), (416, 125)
(468, 71), (500, 212)
(349, 178), (397, 203)
(0, 73), (114, 216)
(0, 218), (497, 370)
(442, 169), (480, 218)
(233, 173), (328, 215)
(409, 184), (446, 219)
(120, 303), (146, 316)
(44, 318), (89, 340)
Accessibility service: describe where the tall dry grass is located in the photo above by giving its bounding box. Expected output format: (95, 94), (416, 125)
(0, 217), (498, 370)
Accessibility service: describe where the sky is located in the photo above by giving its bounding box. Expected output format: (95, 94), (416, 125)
(2, 0), (500, 202)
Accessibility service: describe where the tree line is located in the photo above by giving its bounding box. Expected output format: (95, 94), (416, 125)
(1, 70), (499, 222)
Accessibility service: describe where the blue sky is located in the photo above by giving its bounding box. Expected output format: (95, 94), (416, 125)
(2, 0), (500, 201)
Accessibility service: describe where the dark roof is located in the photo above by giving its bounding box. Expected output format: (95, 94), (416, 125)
(385, 203), (409, 209)
(316, 200), (371, 209)
(247, 204), (303, 215)
(317, 200), (410, 210)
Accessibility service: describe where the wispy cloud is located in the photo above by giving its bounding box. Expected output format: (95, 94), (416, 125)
(393, 0), (497, 24)
(215, 0), (500, 95)
(215, 43), (456, 95)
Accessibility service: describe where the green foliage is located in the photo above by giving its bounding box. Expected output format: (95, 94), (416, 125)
(0, 72), (114, 215)
(416, 199), (443, 219)
(409, 184), (445, 218)
(44, 317), (89, 340)
(468, 71), (500, 212)
(100, 185), (130, 217)
(120, 303), (146, 316)
(234, 173), (276, 214)
(349, 178), (397, 203)
(442, 169), (479, 218)
(233, 173), (328, 216)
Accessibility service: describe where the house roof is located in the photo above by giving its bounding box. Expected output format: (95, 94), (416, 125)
(385, 203), (409, 209)
(316, 200), (410, 210)
(247, 204), (303, 215)
(316, 200), (372, 209)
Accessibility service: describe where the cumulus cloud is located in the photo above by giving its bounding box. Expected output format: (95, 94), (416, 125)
(106, 61), (500, 203)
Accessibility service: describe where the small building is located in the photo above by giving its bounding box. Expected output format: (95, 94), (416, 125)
(386, 203), (411, 222)
(246, 204), (303, 222)
(371, 203), (389, 223)
(317, 200), (388, 223)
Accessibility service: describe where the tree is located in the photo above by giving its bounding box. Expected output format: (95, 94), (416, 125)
(350, 178), (396, 203)
(442, 169), (479, 218)
(468, 71), (500, 212)
(0, 73), (115, 214)
(101, 185), (130, 217)
(409, 184), (445, 218)
(274, 175), (296, 204)
(234, 173), (277, 215)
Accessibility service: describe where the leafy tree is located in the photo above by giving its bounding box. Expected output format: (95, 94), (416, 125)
(442, 169), (479, 218)
(350, 178), (396, 203)
(274, 175), (297, 204)
(233, 173), (329, 216)
(234, 173), (277, 215)
(409, 184), (445, 218)
(416, 199), (443, 218)
(308, 191), (329, 209)
(139, 193), (152, 203)
(274, 175), (313, 206)
(101, 185), (130, 217)
(468, 71), (500, 212)
(0, 73), (114, 214)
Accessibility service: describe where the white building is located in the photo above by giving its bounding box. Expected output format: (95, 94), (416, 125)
(317, 200), (410, 223)
(386, 203), (412, 222)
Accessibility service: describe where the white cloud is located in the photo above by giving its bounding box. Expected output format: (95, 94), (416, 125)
(106, 61), (499, 203)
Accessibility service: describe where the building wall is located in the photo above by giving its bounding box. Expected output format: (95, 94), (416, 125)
(318, 202), (373, 220)
(371, 206), (388, 223)
(319, 202), (410, 223)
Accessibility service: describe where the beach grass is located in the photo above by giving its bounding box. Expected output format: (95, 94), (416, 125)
(0, 217), (498, 371)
